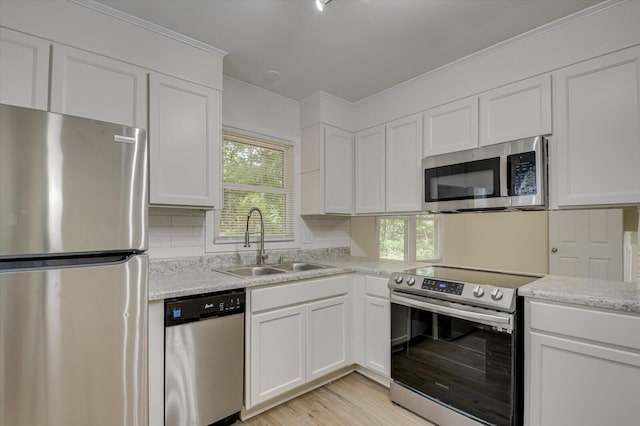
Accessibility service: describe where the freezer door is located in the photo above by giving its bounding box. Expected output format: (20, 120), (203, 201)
(0, 255), (148, 426)
(0, 104), (147, 256)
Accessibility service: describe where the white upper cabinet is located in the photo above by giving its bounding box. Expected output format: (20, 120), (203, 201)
(325, 125), (354, 214)
(386, 113), (423, 212)
(148, 73), (221, 208)
(301, 124), (354, 215)
(552, 45), (640, 207)
(50, 45), (147, 128)
(0, 28), (50, 110)
(423, 96), (478, 156)
(479, 74), (552, 146)
(355, 125), (386, 213)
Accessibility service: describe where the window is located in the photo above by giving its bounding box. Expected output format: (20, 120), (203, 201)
(378, 215), (439, 261)
(215, 131), (294, 243)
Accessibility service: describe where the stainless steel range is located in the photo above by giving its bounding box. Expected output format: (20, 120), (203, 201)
(388, 265), (541, 426)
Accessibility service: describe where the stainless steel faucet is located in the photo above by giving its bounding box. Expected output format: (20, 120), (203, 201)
(244, 207), (268, 265)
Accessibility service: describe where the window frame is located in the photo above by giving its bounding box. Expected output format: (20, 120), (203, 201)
(377, 214), (441, 262)
(205, 127), (300, 254)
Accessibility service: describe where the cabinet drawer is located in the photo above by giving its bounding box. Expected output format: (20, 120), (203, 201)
(365, 276), (389, 299)
(528, 300), (640, 350)
(251, 275), (350, 313)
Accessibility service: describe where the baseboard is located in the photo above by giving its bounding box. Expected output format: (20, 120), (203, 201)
(241, 366), (355, 420)
(240, 364), (392, 420)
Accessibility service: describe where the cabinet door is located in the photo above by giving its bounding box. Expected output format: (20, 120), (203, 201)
(324, 125), (354, 214)
(249, 305), (306, 407)
(364, 295), (390, 377)
(306, 295), (350, 381)
(0, 28), (49, 110)
(423, 96), (478, 156)
(527, 332), (640, 426)
(301, 124), (324, 215)
(50, 45), (147, 128)
(552, 46), (640, 207)
(479, 74), (552, 146)
(149, 73), (221, 208)
(355, 125), (386, 213)
(386, 113), (423, 212)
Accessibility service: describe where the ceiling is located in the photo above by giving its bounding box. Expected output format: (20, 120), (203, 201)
(96, 0), (601, 102)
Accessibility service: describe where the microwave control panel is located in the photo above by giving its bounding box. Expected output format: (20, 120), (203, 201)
(508, 150), (537, 196)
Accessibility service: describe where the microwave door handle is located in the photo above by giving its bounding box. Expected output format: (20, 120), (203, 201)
(391, 293), (513, 331)
(500, 155), (509, 197)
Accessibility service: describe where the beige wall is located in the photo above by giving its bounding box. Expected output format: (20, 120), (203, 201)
(350, 216), (378, 258)
(350, 211), (549, 274)
(439, 211), (548, 274)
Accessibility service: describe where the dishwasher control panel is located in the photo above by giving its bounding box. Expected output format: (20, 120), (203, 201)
(165, 289), (245, 326)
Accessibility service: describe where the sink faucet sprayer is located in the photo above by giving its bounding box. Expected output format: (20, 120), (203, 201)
(244, 207), (268, 265)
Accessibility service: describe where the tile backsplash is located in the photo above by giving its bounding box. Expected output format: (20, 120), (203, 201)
(148, 208), (206, 258)
(148, 207), (351, 259)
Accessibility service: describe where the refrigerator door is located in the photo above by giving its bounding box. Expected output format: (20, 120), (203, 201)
(0, 254), (148, 426)
(0, 104), (148, 257)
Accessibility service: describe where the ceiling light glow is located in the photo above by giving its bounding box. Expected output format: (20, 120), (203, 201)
(315, 0), (333, 12)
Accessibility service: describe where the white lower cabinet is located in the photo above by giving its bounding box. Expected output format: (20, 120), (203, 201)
(307, 295), (349, 381)
(250, 305), (307, 406)
(525, 299), (640, 426)
(246, 276), (351, 409)
(364, 295), (390, 376)
(357, 275), (392, 379)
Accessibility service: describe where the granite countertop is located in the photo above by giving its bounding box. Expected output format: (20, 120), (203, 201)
(149, 256), (427, 301)
(519, 275), (640, 314)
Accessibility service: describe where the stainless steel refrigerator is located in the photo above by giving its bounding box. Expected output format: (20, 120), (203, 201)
(0, 104), (148, 426)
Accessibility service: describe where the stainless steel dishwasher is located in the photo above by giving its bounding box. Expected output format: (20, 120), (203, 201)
(165, 289), (245, 426)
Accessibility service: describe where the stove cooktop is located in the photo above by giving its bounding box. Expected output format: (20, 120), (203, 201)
(388, 265), (542, 312)
(403, 265), (540, 289)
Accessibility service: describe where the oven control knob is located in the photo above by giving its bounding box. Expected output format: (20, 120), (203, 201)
(394, 275), (403, 284)
(473, 286), (485, 297)
(491, 289), (504, 300)
(407, 276), (416, 286)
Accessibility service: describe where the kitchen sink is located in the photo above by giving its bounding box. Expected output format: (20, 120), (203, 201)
(218, 262), (329, 278)
(220, 266), (286, 278)
(271, 262), (328, 272)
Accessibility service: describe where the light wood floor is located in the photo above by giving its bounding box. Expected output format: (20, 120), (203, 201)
(239, 372), (435, 425)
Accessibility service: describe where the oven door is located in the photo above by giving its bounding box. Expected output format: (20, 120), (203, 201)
(390, 292), (521, 426)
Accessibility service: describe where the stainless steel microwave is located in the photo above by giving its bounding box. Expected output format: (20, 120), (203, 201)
(422, 136), (547, 212)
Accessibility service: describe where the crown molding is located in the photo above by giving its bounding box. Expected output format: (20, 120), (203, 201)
(223, 75), (299, 107)
(70, 0), (227, 57)
(355, 0), (624, 106)
(300, 90), (354, 107)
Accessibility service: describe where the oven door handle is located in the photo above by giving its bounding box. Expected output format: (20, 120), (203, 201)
(391, 293), (513, 331)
